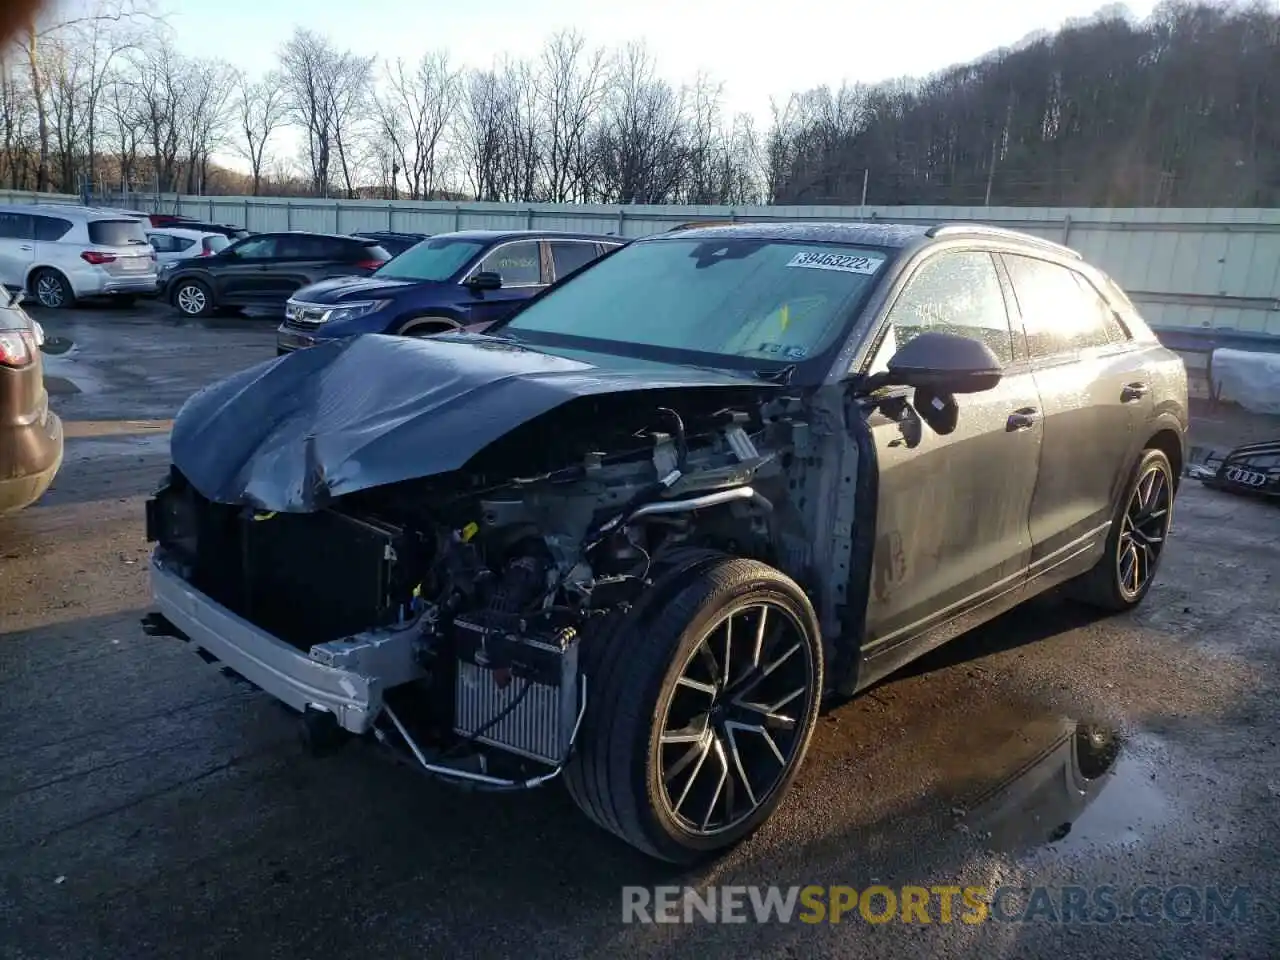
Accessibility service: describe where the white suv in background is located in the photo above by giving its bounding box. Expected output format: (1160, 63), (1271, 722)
(0, 204), (159, 309)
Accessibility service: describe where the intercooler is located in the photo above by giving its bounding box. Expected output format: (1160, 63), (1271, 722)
(451, 619), (581, 766)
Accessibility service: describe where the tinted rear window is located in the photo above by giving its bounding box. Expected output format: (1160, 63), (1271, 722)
(358, 244), (391, 262)
(34, 216), (73, 242)
(88, 219), (149, 246)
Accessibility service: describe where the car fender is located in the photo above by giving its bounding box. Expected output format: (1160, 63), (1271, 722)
(167, 268), (216, 299)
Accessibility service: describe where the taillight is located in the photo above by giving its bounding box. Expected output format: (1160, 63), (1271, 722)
(0, 329), (35, 368)
(355, 259), (385, 271)
(81, 250), (117, 265)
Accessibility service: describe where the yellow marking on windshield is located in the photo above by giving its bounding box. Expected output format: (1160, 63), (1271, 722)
(779, 303), (790, 331)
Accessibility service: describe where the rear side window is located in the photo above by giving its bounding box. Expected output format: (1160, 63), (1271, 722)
(550, 241), (601, 280)
(478, 241), (542, 286)
(88, 219), (148, 246)
(34, 216), (72, 241)
(1070, 273), (1130, 343)
(875, 250), (1014, 366)
(0, 212), (33, 240)
(231, 236), (279, 258)
(1003, 254), (1123, 357)
(203, 235), (229, 254)
(351, 242), (391, 262)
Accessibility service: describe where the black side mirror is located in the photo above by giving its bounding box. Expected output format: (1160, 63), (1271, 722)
(466, 271), (502, 292)
(880, 330), (1003, 394)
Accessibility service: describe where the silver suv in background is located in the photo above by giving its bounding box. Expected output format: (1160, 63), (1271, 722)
(0, 204), (159, 309)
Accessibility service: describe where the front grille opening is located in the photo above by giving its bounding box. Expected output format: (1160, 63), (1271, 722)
(152, 481), (426, 648)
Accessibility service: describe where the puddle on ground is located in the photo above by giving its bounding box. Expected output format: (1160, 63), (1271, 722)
(43, 354), (106, 395)
(61, 433), (171, 463)
(957, 719), (1172, 856)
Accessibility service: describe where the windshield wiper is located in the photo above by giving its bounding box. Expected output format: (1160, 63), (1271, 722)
(753, 363), (797, 385)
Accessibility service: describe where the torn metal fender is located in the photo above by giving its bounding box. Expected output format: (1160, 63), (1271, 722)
(170, 333), (775, 512)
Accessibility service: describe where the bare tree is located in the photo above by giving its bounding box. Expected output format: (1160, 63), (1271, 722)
(16, 0), (156, 192)
(71, 13), (143, 192)
(536, 30), (606, 202)
(327, 50), (374, 198)
(102, 65), (141, 192)
(179, 57), (235, 193)
(455, 66), (508, 201)
(593, 42), (688, 204)
(278, 28), (371, 198)
(43, 35), (87, 191)
(0, 52), (36, 188)
(233, 71), (286, 196)
(376, 50), (457, 199)
(128, 41), (182, 191)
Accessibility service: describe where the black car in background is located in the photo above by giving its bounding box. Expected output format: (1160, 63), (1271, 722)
(352, 231), (431, 257)
(164, 232), (392, 317)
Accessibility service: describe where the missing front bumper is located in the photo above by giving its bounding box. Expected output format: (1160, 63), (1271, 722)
(149, 550), (385, 733)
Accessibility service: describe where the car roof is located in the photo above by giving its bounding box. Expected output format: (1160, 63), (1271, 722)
(649, 220), (1080, 259)
(148, 226), (221, 240)
(432, 229), (621, 243)
(241, 230), (373, 243)
(354, 230), (430, 239)
(0, 203), (147, 220)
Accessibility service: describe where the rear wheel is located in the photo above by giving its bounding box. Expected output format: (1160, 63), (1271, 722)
(31, 269), (74, 310)
(564, 556), (824, 863)
(1067, 448), (1174, 611)
(173, 279), (214, 317)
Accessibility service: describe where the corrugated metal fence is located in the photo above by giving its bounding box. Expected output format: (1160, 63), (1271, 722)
(6, 189), (1279, 342)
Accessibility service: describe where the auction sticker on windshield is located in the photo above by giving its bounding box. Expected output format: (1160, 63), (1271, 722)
(785, 251), (884, 275)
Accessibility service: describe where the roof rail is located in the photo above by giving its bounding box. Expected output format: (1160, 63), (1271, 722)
(925, 222), (1081, 258)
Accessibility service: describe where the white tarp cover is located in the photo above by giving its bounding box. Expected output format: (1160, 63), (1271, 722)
(1212, 348), (1280, 415)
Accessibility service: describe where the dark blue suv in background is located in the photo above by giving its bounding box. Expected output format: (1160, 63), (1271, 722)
(276, 229), (623, 354)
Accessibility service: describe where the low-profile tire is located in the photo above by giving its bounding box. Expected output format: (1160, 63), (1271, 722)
(397, 316), (459, 337)
(172, 279), (214, 317)
(1066, 447), (1175, 612)
(564, 556), (824, 863)
(30, 268), (74, 310)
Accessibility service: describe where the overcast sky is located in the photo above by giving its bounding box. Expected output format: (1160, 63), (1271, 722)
(165, 0), (1161, 127)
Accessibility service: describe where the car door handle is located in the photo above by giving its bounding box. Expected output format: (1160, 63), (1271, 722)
(1006, 407), (1042, 431)
(19, 244), (31, 251)
(1121, 381), (1150, 402)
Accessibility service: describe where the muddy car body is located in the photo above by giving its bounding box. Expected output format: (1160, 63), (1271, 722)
(144, 222), (1188, 862)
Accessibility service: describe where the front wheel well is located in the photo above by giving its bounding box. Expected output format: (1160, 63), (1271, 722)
(397, 315), (460, 337)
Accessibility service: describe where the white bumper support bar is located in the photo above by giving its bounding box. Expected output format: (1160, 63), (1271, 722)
(149, 551), (383, 734)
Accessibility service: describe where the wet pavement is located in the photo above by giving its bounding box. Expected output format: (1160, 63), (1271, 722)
(1, 303), (1278, 959)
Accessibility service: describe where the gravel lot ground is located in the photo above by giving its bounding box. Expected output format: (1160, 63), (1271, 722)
(2, 302), (1278, 960)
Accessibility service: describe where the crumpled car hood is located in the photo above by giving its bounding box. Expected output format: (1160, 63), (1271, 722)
(170, 333), (772, 512)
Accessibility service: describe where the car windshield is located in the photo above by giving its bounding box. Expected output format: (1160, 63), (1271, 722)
(499, 238), (889, 367)
(88, 219), (149, 246)
(374, 236), (486, 281)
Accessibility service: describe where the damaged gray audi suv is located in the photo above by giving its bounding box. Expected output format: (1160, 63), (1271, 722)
(143, 222), (1188, 863)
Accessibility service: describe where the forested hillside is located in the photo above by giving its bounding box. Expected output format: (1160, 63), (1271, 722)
(768, 1), (1280, 206)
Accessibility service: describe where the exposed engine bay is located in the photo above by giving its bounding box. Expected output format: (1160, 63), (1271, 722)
(145, 389), (851, 789)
